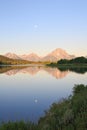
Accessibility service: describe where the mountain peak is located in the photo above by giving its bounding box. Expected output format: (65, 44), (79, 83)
(4, 53), (21, 59)
(53, 48), (65, 51)
(29, 53), (40, 57)
(20, 53), (41, 61)
(3, 48), (75, 62)
(42, 48), (75, 62)
(51, 48), (68, 54)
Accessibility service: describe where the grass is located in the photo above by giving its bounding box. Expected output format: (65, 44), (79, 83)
(0, 84), (87, 130)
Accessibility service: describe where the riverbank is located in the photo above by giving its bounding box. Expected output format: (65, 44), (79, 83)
(0, 84), (87, 130)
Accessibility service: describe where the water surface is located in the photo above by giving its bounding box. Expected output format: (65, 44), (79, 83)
(0, 66), (87, 122)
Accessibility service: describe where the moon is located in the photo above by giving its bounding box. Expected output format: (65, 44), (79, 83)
(34, 24), (38, 28)
(34, 99), (38, 103)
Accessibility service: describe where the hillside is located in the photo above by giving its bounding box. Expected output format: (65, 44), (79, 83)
(0, 55), (31, 65)
(0, 84), (87, 130)
(20, 53), (41, 61)
(4, 53), (21, 59)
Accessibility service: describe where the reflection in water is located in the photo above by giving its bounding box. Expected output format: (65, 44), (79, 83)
(0, 65), (87, 122)
(0, 66), (69, 79)
(57, 66), (87, 74)
(43, 67), (69, 79)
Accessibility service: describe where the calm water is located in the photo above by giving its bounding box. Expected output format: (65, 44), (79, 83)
(0, 66), (87, 122)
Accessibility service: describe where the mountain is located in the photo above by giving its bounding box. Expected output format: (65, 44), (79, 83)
(3, 48), (75, 62)
(0, 55), (31, 65)
(4, 52), (41, 62)
(42, 48), (75, 62)
(0, 55), (15, 65)
(0, 55), (13, 61)
(4, 53), (21, 60)
(20, 53), (41, 61)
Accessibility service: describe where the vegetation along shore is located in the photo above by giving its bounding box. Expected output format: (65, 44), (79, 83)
(0, 84), (87, 130)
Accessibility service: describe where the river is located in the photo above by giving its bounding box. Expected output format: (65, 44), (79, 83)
(0, 66), (87, 122)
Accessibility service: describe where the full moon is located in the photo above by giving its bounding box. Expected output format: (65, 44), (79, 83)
(34, 24), (38, 28)
(34, 99), (38, 103)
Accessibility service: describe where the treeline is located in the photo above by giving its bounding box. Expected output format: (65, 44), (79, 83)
(58, 56), (87, 64)
(0, 84), (87, 130)
(0, 55), (32, 65)
(48, 56), (87, 66)
(47, 57), (87, 73)
(58, 66), (87, 74)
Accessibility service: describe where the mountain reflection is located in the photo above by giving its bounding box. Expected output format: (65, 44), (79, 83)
(0, 66), (69, 79)
(42, 67), (69, 79)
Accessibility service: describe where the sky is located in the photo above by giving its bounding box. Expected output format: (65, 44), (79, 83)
(0, 0), (87, 56)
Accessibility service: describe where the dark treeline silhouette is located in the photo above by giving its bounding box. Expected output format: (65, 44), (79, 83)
(0, 84), (87, 130)
(58, 56), (87, 64)
(58, 66), (87, 74)
(47, 56), (87, 74)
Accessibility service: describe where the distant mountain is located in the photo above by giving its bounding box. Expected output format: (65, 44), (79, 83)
(20, 53), (41, 61)
(0, 55), (13, 61)
(3, 48), (75, 62)
(0, 55), (31, 65)
(41, 48), (75, 62)
(4, 53), (21, 60)
(0, 55), (15, 65)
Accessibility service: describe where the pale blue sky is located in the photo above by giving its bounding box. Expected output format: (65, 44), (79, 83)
(0, 0), (87, 56)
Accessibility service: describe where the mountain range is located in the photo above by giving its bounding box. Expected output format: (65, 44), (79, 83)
(4, 48), (75, 62)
